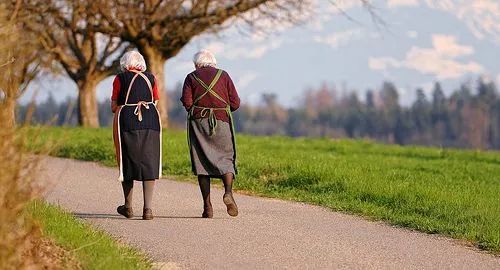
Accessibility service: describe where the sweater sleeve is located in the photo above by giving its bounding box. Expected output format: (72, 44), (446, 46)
(226, 72), (240, 111)
(152, 74), (160, 101)
(180, 75), (193, 111)
(111, 76), (120, 101)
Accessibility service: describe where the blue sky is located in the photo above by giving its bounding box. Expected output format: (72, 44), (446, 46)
(24, 0), (500, 107)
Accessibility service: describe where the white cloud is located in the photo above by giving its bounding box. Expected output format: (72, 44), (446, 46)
(307, 0), (367, 31)
(192, 0), (371, 61)
(222, 0), (317, 37)
(430, 35), (474, 57)
(328, 0), (499, 44)
(387, 0), (419, 8)
(369, 57), (402, 70)
(227, 39), (283, 60)
(369, 34), (484, 80)
(479, 74), (496, 84)
(424, 0), (500, 44)
(200, 38), (283, 61)
(405, 48), (483, 80)
(306, 16), (327, 32)
(236, 72), (259, 91)
(325, 0), (364, 13)
(497, 74), (500, 86)
(169, 60), (193, 74)
(314, 29), (364, 49)
(203, 42), (226, 55)
(407, 30), (419, 39)
(419, 81), (436, 95)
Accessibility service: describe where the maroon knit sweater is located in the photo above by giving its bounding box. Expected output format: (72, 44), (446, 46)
(181, 66), (240, 123)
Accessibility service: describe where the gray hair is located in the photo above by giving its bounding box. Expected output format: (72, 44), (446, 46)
(120, 51), (147, 72)
(193, 50), (217, 68)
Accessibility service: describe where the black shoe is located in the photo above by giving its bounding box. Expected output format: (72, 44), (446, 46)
(223, 193), (238, 217)
(117, 205), (134, 219)
(202, 205), (213, 218)
(143, 208), (153, 220)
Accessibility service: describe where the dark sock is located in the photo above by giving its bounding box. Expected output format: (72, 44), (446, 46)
(222, 173), (234, 194)
(142, 180), (155, 210)
(198, 176), (211, 208)
(122, 181), (134, 208)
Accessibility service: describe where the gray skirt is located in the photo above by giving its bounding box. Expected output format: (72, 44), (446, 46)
(188, 118), (237, 178)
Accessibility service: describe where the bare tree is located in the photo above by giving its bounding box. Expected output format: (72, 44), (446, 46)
(26, 0), (373, 127)
(0, 1), (40, 129)
(27, 0), (130, 127)
(90, 0), (315, 126)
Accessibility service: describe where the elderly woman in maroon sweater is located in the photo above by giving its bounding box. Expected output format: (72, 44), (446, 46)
(181, 50), (240, 218)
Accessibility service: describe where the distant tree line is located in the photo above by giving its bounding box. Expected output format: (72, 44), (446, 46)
(19, 77), (500, 150)
(229, 78), (498, 150)
(225, 78), (499, 150)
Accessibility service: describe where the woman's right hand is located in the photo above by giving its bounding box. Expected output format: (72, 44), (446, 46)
(111, 100), (119, 113)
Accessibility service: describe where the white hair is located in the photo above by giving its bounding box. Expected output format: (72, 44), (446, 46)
(120, 51), (147, 72)
(193, 50), (217, 68)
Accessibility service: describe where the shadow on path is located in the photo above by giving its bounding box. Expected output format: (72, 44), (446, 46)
(73, 212), (205, 220)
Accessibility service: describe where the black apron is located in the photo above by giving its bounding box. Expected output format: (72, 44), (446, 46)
(114, 70), (162, 182)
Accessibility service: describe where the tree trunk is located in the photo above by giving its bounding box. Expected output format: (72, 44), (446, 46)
(77, 79), (99, 128)
(141, 45), (169, 127)
(1, 98), (16, 129)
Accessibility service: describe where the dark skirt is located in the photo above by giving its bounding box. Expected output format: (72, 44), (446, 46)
(121, 129), (161, 181)
(189, 118), (237, 178)
(113, 106), (162, 182)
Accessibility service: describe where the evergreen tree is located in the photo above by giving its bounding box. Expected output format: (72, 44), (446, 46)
(411, 88), (431, 135)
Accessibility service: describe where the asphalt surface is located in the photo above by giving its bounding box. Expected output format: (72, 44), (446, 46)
(41, 157), (500, 270)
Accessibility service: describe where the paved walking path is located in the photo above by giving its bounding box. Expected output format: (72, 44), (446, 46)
(41, 157), (500, 269)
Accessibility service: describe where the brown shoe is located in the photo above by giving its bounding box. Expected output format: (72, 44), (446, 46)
(117, 205), (134, 219)
(202, 205), (213, 218)
(143, 208), (153, 220)
(223, 193), (238, 217)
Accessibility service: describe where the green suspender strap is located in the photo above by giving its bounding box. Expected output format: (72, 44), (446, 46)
(187, 69), (237, 150)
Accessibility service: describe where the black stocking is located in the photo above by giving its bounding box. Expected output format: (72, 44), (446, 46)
(198, 176), (211, 208)
(222, 173), (234, 194)
(121, 181), (133, 208)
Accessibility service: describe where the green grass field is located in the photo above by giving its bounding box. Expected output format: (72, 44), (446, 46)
(31, 127), (500, 253)
(29, 201), (151, 269)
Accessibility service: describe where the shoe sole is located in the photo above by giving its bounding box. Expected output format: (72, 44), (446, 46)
(143, 209), (153, 220)
(117, 207), (134, 219)
(223, 195), (238, 217)
(202, 212), (213, 218)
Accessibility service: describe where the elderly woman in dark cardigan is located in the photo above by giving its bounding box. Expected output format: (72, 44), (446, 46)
(181, 50), (240, 218)
(111, 51), (162, 220)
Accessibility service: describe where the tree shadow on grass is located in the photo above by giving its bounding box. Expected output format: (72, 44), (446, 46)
(72, 212), (207, 220)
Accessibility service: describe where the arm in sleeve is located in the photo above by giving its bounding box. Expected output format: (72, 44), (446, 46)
(180, 75), (193, 111)
(152, 75), (160, 101)
(226, 73), (240, 111)
(111, 76), (120, 113)
(111, 76), (120, 101)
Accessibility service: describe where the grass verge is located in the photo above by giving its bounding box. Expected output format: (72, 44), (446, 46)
(30, 126), (500, 253)
(29, 200), (152, 269)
